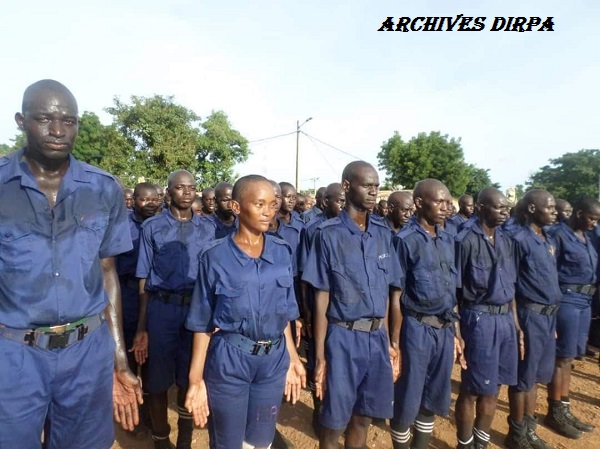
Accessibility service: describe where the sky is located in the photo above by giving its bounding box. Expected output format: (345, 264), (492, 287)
(1, 0), (599, 193)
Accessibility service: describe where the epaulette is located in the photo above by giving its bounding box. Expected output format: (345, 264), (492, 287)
(0, 156), (9, 167)
(139, 212), (164, 229)
(454, 226), (473, 243)
(369, 216), (389, 230)
(81, 161), (119, 181)
(397, 225), (416, 239)
(268, 234), (293, 255)
(318, 217), (342, 230)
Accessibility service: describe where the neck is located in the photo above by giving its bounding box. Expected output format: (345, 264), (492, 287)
(169, 205), (193, 221)
(345, 205), (368, 230)
(416, 214), (437, 236)
(217, 210), (235, 224)
(22, 150), (70, 178)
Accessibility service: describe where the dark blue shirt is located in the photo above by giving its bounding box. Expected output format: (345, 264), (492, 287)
(302, 210), (402, 322)
(267, 217), (302, 277)
(0, 149), (132, 328)
(300, 206), (323, 224)
(198, 213), (238, 241)
(117, 212), (144, 277)
(448, 214), (467, 228)
(444, 220), (458, 237)
(502, 216), (523, 237)
(136, 209), (205, 293)
(548, 222), (598, 302)
(512, 225), (561, 306)
(455, 219), (516, 306)
(298, 215), (327, 273)
(394, 221), (457, 316)
(186, 234), (299, 341)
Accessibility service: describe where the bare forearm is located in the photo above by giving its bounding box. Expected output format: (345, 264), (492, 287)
(314, 290), (330, 362)
(101, 257), (128, 371)
(136, 279), (149, 332)
(389, 288), (403, 349)
(284, 323), (301, 363)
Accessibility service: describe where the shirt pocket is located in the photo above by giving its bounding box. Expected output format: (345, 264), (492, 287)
(214, 283), (247, 322)
(330, 264), (361, 304)
(275, 276), (293, 315)
(0, 223), (32, 272)
(74, 212), (109, 261)
(411, 268), (441, 305)
(470, 259), (491, 293)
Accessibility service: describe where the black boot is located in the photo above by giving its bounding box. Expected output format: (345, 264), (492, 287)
(176, 416), (194, 449)
(544, 400), (582, 439)
(456, 437), (474, 449)
(523, 415), (552, 449)
(562, 401), (595, 432)
(473, 437), (488, 449)
(504, 418), (533, 449)
(152, 435), (176, 449)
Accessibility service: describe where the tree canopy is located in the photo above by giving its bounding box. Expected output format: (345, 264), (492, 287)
(1, 95), (250, 188)
(528, 149), (600, 203)
(377, 131), (497, 197)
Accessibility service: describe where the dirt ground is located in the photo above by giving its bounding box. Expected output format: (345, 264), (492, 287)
(113, 353), (600, 449)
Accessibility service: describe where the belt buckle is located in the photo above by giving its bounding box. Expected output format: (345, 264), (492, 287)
(47, 333), (70, 349)
(48, 323), (69, 335)
(370, 319), (380, 331)
(255, 340), (272, 355)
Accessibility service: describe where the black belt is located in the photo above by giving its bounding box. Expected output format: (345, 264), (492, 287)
(154, 291), (192, 305)
(465, 303), (510, 315)
(219, 333), (282, 355)
(404, 310), (452, 329)
(0, 313), (105, 350)
(560, 284), (597, 297)
(522, 300), (559, 316)
(334, 318), (384, 332)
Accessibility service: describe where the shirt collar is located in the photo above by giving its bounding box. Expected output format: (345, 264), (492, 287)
(228, 233), (276, 266)
(163, 207), (203, 226)
(339, 209), (374, 236)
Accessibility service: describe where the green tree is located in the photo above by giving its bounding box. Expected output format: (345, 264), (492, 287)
(464, 165), (500, 197)
(378, 131), (471, 196)
(72, 111), (108, 165)
(527, 149), (600, 203)
(196, 110), (250, 187)
(106, 95), (200, 184)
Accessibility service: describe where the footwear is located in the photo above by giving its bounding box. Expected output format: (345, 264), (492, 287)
(544, 401), (582, 439)
(505, 418), (533, 449)
(504, 433), (533, 449)
(563, 402), (595, 432)
(272, 429), (295, 449)
(456, 440), (473, 449)
(153, 437), (176, 449)
(523, 415), (552, 449)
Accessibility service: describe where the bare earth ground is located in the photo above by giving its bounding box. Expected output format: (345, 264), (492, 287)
(113, 354), (600, 449)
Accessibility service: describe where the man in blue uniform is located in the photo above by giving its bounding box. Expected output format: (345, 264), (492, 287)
(301, 186), (326, 223)
(117, 183), (160, 365)
(390, 179), (464, 449)
(507, 189), (561, 449)
(297, 182), (345, 434)
(302, 161), (402, 449)
(0, 80), (141, 449)
(376, 199), (389, 218)
(449, 194), (474, 228)
(545, 197), (600, 438)
(199, 182), (237, 240)
(124, 187), (135, 209)
(454, 188), (520, 449)
(133, 169), (204, 449)
(200, 187), (216, 216)
(185, 175), (306, 449)
(384, 191), (414, 235)
(555, 199), (572, 223)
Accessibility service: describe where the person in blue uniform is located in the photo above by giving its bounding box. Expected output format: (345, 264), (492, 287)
(184, 174), (306, 449)
(0, 80), (141, 449)
(449, 194), (474, 228)
(279, 182), (304, 227)
(384, 191), (414, 235)
(390, 179), (464, 449)
(117, 182), (160, 371)
(200, 187), (216, 216)
(302, 161), (402, 449)
(376, 199), (389, 218)
(133, 170), (203, 449)
(295, 193), (307, 214)
(545, 197), (600, 438)
(301, 186), (326, 223)
(124, 187), (135, 209)
(198, 182), (237, 240)
(506, 189), (561, 449)
(454, 188), (521, 449)
(297, 182), (345, 435)
(555, 199), (572, 223)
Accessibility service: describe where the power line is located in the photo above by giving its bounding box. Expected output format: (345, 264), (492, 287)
(303, 132), (341, 177)
(301, 131), (363, 160)
(248, 131), (296, 144)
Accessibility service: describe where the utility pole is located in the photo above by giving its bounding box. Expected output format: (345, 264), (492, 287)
(295, 117), (313, 191)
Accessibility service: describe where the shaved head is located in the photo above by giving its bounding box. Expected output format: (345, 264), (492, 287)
(388, 191), (412, 207)
(22, 80), (78, 115)
(167, 169), (194, 188)
(342, 161), (375, 183)
(477, 187), (504, 206)
(232, 174), (270, 201)
(522, 189), (553, 210)
(413, 178), (448, 200)
(215, 181), (233, 199)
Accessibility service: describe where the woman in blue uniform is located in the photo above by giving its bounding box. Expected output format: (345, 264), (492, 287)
(185, 174), (306, 449)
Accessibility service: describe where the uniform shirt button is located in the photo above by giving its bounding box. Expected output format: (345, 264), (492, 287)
(54, 272), (60, 277)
